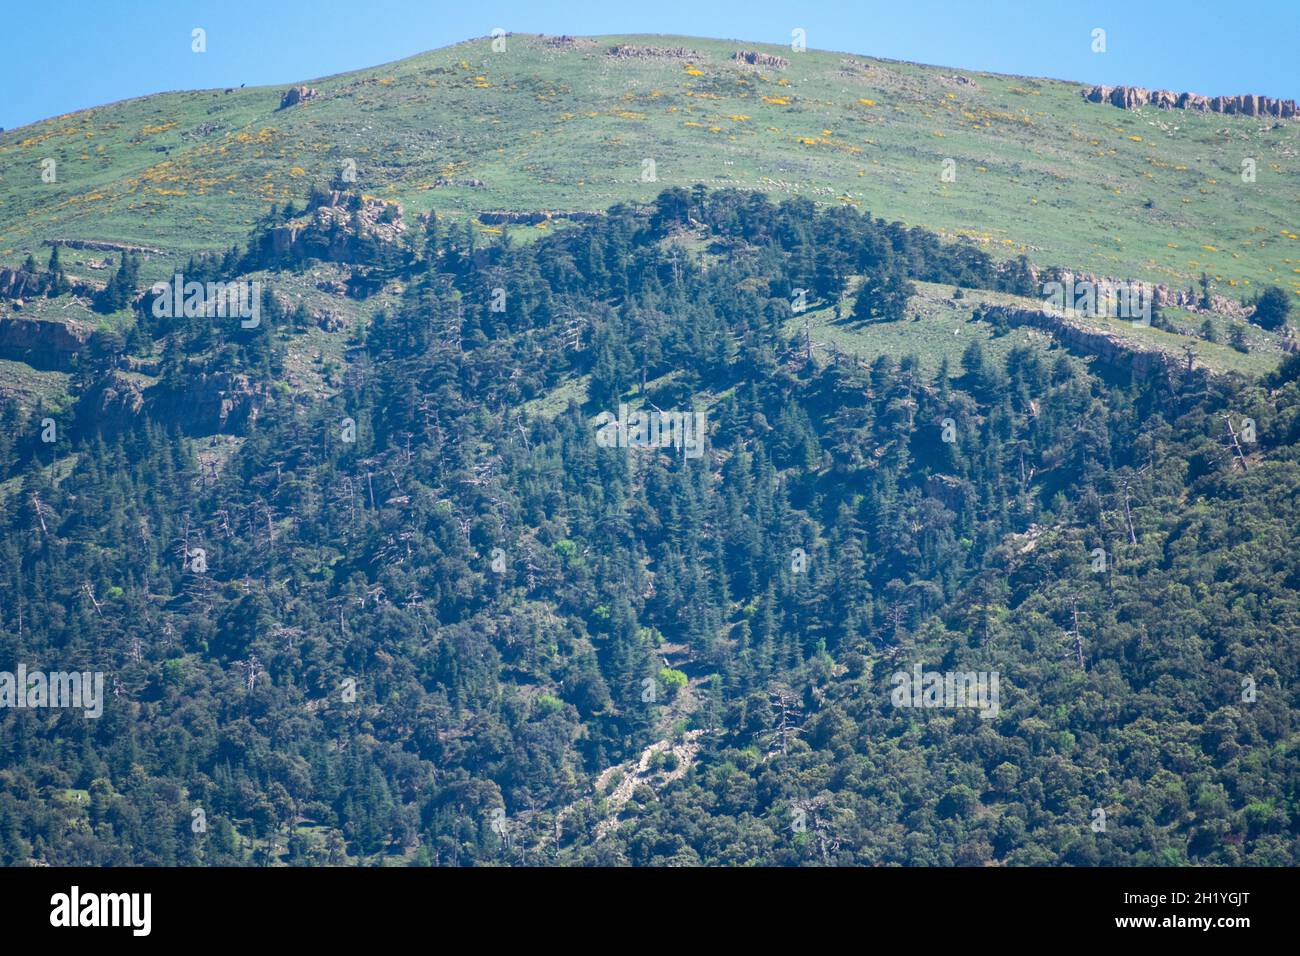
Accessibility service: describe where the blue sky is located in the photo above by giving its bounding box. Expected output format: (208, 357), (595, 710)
(2, 0), (1296, 131)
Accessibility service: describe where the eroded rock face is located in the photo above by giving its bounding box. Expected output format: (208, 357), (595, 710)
(0, 317), (91, 370)
(985, 306), (1183, 378)
(0, 268), (44, 300)
(1082, 85), (1298, 118)
(925, 473), (972, 511)
(1, 266), (105, 303)
(279, 86), (318, 109)
(77, 370), (146, 431)
(74, 366), (270, 436)
(151, 370), (267, 434)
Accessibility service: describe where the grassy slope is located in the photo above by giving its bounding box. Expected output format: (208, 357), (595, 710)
(792, 281), (1057, 375)
(1, 32), (1297, 396)
(1, 33), (1297, 289)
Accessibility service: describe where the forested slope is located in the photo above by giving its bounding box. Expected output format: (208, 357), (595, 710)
(0, 188), (1297, 865)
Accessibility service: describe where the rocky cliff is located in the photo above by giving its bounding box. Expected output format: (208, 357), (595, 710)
(74, 367), (268, 436)
(984, 306), (1186, 378)
(0, 317), (91, 371)
(1082, 85), (1297, 119)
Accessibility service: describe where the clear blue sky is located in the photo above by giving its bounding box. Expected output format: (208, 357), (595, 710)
(2, 0), (1296, 131)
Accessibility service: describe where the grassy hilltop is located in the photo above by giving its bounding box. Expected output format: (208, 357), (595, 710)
(1, 32), (1298, 293)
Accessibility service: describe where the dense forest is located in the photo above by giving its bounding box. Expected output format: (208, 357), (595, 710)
(1, 187), (1297, 865)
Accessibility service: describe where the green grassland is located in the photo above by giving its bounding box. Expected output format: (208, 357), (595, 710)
(1, 33), (1297, 294)
(0, 356), (69, 409)
(783, 276), (1298, 379)
(791, 280), (1053, 375)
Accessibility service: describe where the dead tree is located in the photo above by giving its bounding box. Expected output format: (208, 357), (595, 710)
(82, 583), (104, 617)
(233, 655), (262, 692)
(805, 796), (843, 864)
(1113, 469), (1148, 547)
(30, 493), (50, 536)
(1224, 414), (1250, 472)
(887, 600), (911, 641)
(765, 685), (804, 756)
(1065, 591), (1086, 670)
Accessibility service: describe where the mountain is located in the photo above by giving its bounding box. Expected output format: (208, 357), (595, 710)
(0, 35), (1298, 868)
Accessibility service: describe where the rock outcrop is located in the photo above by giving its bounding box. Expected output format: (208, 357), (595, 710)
(1, 266), (106, 304)
(1082, 85), (1298, 119)
(985, 306), (1186, 378)
(314, 310), (346, 332)
(278, 86), (318, 109)
(0, 268), (46, 300)
(1039, 268), (1252, 318)
(925, 473), (973, 511)
(544, 35), (596, 49)
(476, 209), (602, 225)
(74, 367), (269, 436)
(607, 44), (699, 60)
(259, 189), (406, 265)
(733, 50), (788, 70)
(148, 370), (267, 434)
(43, 238), (162, 255)
(0, 317), (91, 370)
(77, 370), (147, 431)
